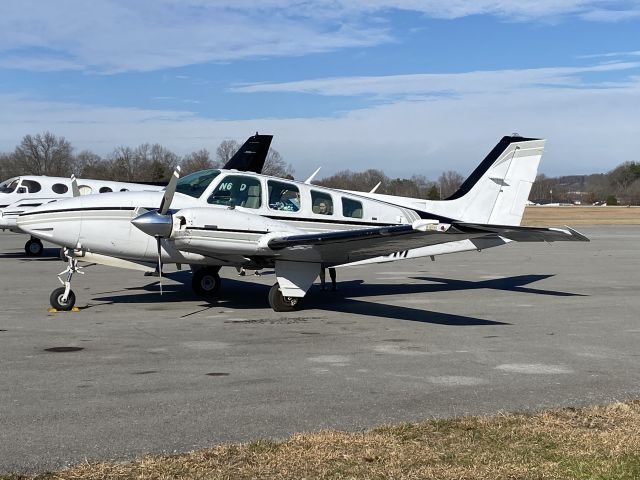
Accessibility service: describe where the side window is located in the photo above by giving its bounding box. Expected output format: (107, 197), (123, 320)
(99, 186), (113, 193)
(268, 181), (300, 212)
(79, 185), (93, 195)
(311, 191), (333, 215)
(207, 175), (262, 209)
(21, 180), (42, 193)
(342, 197), (363, 219)
(120, 188), (129, 192)
(52, 183), (68, 194)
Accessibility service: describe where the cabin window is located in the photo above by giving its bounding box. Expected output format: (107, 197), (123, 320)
(21, 180), (42, 193)
(207, 175), (262, 209)
(79, 185), (93, 195)
(311, 191), (333, 215)
(120, 188), (129, 192)
(176, 169), (221, 199)
(52, 183), (68, 194)
(268, 181), (300, 212)
(0, 179), (19, 193)
(342, 197), (363, 219)
(99, 186), (113, 193)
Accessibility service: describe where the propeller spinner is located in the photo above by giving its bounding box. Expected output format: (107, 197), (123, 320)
(131, 165), (181, 294)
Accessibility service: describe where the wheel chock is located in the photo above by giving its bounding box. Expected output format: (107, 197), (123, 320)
(47, 307), (81, 313)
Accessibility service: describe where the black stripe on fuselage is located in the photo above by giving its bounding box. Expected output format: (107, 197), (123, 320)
(18, 206), (137, 216)
(186, 226), (269, 235)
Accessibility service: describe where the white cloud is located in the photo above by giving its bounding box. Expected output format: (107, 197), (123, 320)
(2, 68), (640, 179)
(232, 62), (640, 96)
(0, 1), (638, 73)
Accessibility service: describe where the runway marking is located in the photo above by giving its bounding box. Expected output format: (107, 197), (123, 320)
(495, 363), (573, 374)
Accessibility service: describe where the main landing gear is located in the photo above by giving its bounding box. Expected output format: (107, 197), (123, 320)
(25, 236), (43, 256)
(268, 283), (302, 312)
(191, 266), (222, 298)
(49, 253), (83, 311)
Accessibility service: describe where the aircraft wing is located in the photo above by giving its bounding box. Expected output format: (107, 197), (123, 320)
(267, 221), (588, 262)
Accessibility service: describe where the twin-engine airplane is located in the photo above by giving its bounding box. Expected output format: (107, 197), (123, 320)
(17, 135), (588, 312)
(1, 133), (272, 256)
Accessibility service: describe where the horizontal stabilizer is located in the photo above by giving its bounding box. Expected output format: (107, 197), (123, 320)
(453, 223), (590, 242)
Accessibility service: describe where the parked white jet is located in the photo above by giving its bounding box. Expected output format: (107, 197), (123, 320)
(17, 135), (588, 312)
(1, 133), (273, 256)
(0, 176), (164, 255)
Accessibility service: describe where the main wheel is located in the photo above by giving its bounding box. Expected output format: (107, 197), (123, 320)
(25, 238), (43, 256)
(268, 283), (302, 312)
(192, 268), (221, 297)
(50, 287), (76, 311)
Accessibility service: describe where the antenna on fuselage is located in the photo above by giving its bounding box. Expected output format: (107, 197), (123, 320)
(304, 167), (322, 184)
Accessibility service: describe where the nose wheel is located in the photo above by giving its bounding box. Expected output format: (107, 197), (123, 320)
(25, 237), (43, 256)
(50, 287), (76, 311)
(192, 267), (222, 297)
(268, 283), (302, 312)
(49, 253), (83, 311)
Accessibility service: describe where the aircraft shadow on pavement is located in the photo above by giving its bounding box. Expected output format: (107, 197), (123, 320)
(0, 248), (62, 261)
(83, 271), (586, 326)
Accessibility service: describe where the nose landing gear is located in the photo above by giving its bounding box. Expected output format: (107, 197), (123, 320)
(49, 252), (83, 311)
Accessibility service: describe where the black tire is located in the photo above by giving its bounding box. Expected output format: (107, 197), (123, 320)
(192, 268), (221, 297)
(59, 248), (68, 262)
(50, 287), (76, 311)
(268, 283), (302, 312)
(25, 239), (43, 257)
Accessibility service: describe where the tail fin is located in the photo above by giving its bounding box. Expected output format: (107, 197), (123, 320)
(433, 136), (545, 226)
(223, 133), (273, 173)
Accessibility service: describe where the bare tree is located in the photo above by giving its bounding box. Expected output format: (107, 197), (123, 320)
(216, 140), (240, 165)
(12, 132), (73, 176)
(109, 146), (135, 182)
(181, 149), (216, 175)
(73, 150), (111, 179)
(438, 170), (464, 198)
(262, 148), (294, 178)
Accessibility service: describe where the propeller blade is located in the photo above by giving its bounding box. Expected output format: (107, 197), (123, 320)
(159, 165), (181, 215)
(157, 237), (163, 295)
(70, 175), (80, 197)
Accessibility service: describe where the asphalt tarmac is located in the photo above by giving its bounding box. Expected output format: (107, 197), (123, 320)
(1, 227), (638, 473)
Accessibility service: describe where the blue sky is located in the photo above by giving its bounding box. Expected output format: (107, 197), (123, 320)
(1, 1), (639, 179)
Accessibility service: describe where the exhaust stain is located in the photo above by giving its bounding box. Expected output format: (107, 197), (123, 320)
(44, 347), (84, 353)
(206, 372), (230, 377)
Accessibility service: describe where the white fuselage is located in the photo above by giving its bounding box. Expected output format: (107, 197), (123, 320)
(18, 169), (479, 268)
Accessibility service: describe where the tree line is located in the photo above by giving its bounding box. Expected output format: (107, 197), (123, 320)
(0, 132), (293, 183)
(530, 162), (640, 205)
(9, 131), (637, 204)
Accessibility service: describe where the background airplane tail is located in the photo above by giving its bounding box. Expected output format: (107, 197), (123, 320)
(432, 136), (545, 226)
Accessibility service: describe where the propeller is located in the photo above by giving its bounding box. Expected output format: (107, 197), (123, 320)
(131, 165), (182, 294)
(70, 175), (80, 197)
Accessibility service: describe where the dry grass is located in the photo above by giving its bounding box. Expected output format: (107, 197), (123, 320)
(5, 401), (640, 480)
(522, 206), (640, 225)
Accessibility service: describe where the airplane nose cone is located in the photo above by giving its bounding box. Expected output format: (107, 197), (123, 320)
(131, 210), (172, 238)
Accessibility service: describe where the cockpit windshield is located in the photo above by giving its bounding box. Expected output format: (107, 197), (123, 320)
(0, 178), (19, 194)
(174, 169), (221, 199)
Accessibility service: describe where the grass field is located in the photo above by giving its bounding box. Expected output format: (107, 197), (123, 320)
(4, 401), (639, 480)
(523, 206), (640, 225)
